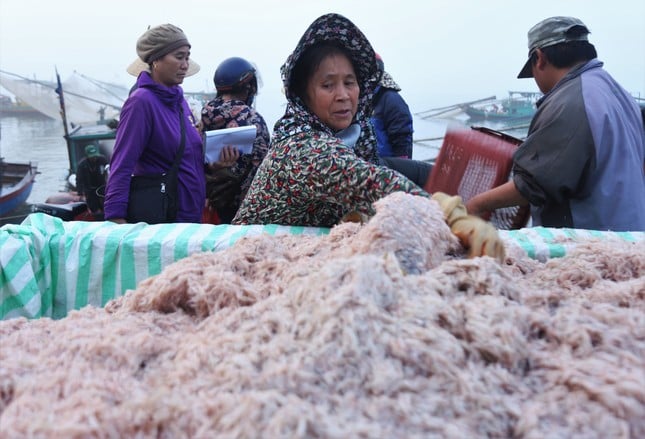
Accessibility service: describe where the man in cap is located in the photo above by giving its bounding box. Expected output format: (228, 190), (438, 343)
(76, 144), (109, 218)
(467, 16), (645, 231)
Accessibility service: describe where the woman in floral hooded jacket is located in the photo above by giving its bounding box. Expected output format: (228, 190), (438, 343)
(233, 13), (425, 226)
(233, 13), (504, 260)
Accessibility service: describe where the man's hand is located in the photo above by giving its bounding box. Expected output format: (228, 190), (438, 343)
(451, 216), (506, 261)
(465, 194), (487, 218)
(431, 192), (505, 262)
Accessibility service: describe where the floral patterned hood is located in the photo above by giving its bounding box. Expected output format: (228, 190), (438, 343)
(379, 71), (402, 92)
(273, 13), (383, 161)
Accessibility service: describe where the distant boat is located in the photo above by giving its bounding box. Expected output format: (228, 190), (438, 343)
(28, 121), (117, 222)
(0, 159), (38, 217)
(461, 91), (542, 122)
(0, 94), (46, 118)
(415, 95), (497, 120)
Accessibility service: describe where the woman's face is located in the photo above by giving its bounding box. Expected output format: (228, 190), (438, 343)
(304, 53), (359, 131)
(153, 45), (191, 87)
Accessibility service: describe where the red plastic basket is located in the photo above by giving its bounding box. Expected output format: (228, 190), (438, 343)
(424, 126), (530, 230)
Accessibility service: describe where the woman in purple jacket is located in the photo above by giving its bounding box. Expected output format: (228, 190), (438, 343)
(104, 24), (206, 224)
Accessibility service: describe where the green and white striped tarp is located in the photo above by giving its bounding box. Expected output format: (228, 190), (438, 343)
(1, 214), (329, 320)
(503, 226), (644, 262)
(1, 213), (643, 320)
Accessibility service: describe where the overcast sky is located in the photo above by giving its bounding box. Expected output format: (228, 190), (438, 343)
(1, 0), (644, 126)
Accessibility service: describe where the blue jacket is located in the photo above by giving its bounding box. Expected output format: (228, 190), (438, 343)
(513, 59), (645, 231)
(370, 73), (413, 158)
(104, 72), (206, 223)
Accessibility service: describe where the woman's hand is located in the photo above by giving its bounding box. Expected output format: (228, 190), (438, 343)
(211, 146), (240, 169)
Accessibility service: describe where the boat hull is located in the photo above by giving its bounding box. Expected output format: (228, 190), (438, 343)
(0, 161), (37, 217)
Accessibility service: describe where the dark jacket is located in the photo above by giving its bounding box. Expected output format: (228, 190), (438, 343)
(76, 155), (109, 212)
(371, 71), (413, 158)
(201, 96), (270, 222)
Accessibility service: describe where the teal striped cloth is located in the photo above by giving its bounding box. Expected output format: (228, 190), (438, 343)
(503, 226), (643, 262)
(1, 214), (643, 320)
(1, 214), (328, 320)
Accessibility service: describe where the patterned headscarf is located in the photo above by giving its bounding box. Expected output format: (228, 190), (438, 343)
(379, 71), (402, 92)
(273, 13), (383, 162)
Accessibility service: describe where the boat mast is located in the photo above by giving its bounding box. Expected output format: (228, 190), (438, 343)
(55, 67), (73, 175)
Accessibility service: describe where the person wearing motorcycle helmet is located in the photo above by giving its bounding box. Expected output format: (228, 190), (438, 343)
(213, 57), (259, 106)
(200, 57), (270, 224)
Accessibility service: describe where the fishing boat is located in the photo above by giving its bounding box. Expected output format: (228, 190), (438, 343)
(0, 94), (45, 118)
(415, 96), (497, 120)
(416, 91), (542, 125)
(461, 91), (541, 122)
(29, 121), (117, 220)
(0, 159), (38, 218)
(30, 103), (117, 220)
(30, 119), (117, 221)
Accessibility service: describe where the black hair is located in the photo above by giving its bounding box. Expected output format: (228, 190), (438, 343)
(216, 77), (258, 103)
(541, 41), (597, 69)
(531, 27), (597, 70)
(290, 42), (359, 103)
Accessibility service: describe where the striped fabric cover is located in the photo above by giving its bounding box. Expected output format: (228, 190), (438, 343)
(1, 214), (643, 320)
(503, 226), (644, 262)
(1, 214), (328, 320)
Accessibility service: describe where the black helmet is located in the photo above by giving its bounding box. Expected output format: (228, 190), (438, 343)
(214, 57), (257, 93)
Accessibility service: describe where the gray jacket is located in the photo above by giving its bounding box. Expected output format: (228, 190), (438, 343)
(513, 59), (645, 231)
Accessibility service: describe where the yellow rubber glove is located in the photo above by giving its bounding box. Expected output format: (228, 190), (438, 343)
(431, 192), (505, 262)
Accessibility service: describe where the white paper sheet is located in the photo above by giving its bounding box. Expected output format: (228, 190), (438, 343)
(204, 125), (256, 163)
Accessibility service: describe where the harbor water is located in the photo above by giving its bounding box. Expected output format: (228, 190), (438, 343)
(1, 114), (70, 205)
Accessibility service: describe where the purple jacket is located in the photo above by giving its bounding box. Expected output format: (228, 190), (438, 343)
(104, 72), (206, 223)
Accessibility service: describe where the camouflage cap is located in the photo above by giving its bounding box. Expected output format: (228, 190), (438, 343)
(517, 16), (590, 78)
(85, 144), (101, 158)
